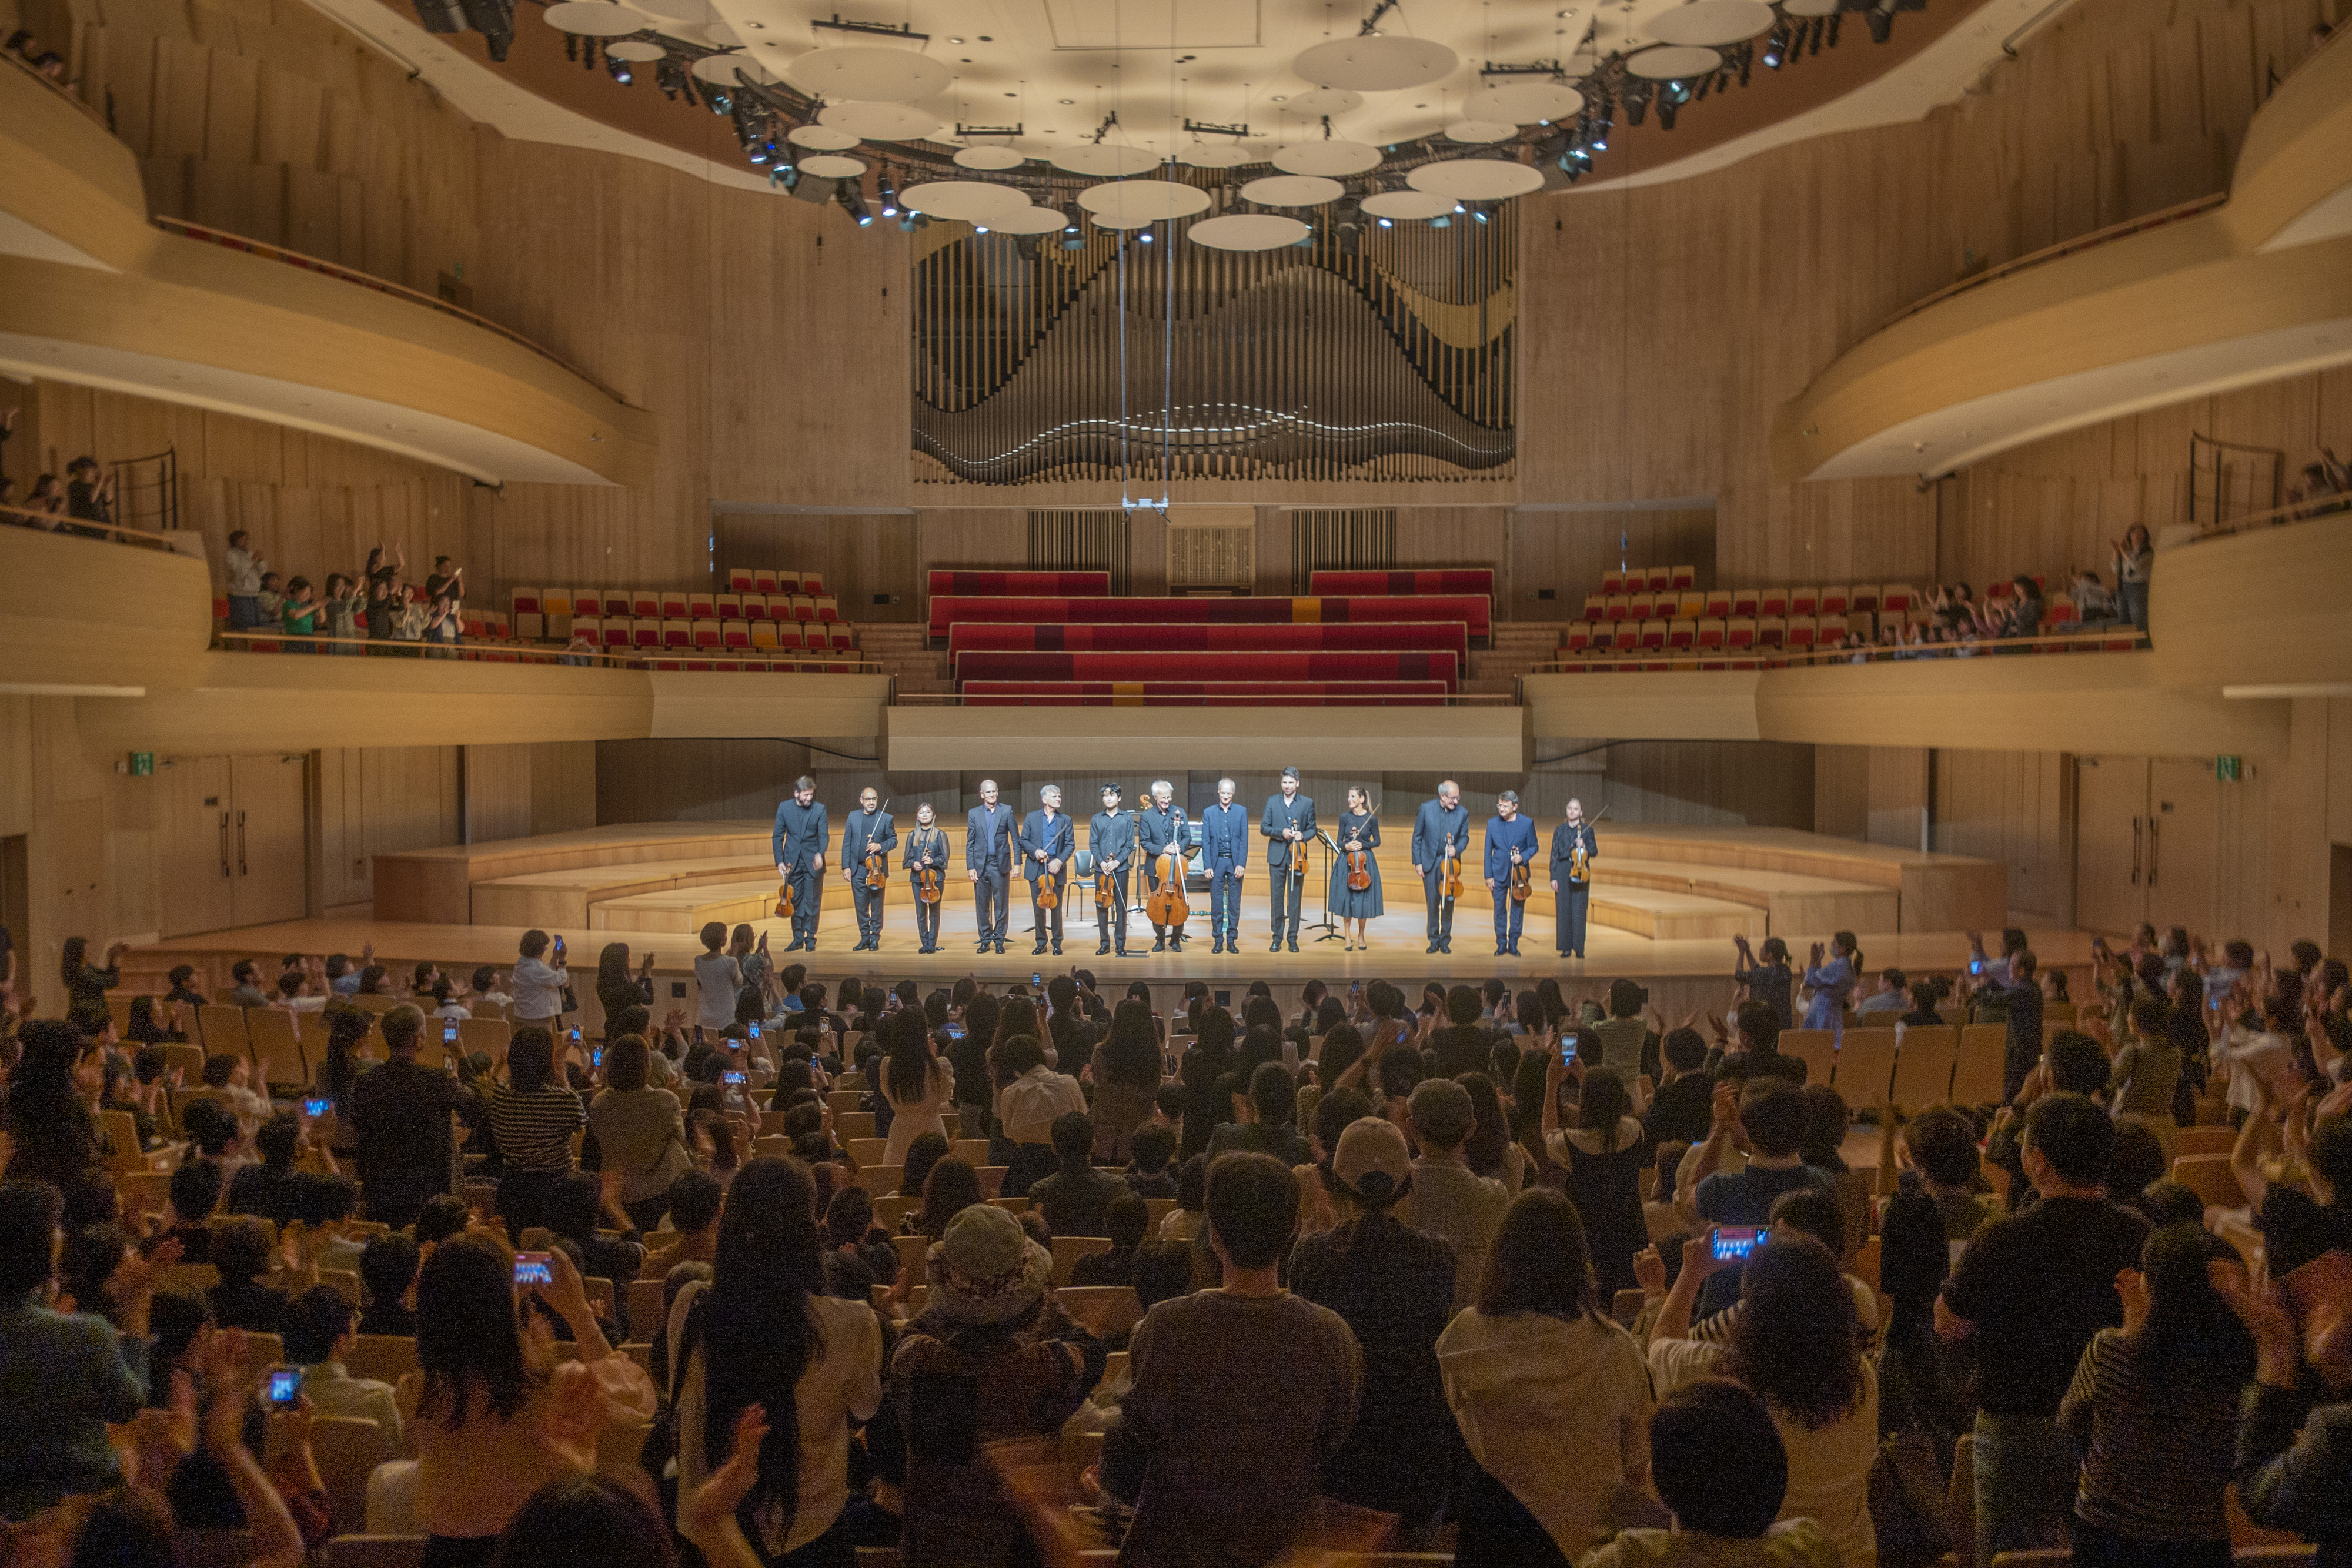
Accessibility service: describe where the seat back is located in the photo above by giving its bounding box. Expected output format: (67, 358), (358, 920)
(1888, 1028), (1958, 1109)
(1778, 1029), (1837, 1088)
(1695, 617), (1725, 650)
(197, 1005), (250, 1055)
(1051, 1235), (1116, 1286)
(1831, 1030), (1896, 1101)
(688, 590), (716, 618)
(1950, 1024), (2009, 1104)
(1670, 563), (1695, 589)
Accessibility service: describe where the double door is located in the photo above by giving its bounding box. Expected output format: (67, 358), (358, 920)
(159, 754), (309, 935)
(2074, 757), (2218, 937)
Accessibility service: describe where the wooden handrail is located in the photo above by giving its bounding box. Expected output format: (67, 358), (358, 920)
(2, 498), (186, 550)
(1531, 626), (2149, 674)
(890, 690), (1516, 706)
(211, 628), (884, 673)
(2, 45), (109, 128)
(152, 218), (633, 406)
(2177, 490), (2351, 543)
(1875, 192), (2229, 334)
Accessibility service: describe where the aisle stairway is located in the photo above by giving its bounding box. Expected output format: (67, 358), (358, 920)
(1469, 624), (1563, 695)
(857, 624), (953, 696)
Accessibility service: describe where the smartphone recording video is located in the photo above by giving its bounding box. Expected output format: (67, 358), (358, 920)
(513, 1252), (554, 1288)
(1710, 1226), (1768, 1262)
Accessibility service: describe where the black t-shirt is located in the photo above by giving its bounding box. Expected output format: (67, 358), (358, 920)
(2258, 1186), (2352, 1279)
(1709, 1046), (1807, 1088)
(1940, 1195), (2150, 1416)
(1427, 1024), (1495, 1081)
(1643, 1071), (1716, 1146)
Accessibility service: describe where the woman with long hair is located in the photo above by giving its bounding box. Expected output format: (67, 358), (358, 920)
(1541, 1059), (1651, 1294)
(1731, 935), (1795, 1028)
(1801, 932), (1863, 1032)
(402, 1230), (654, 1566)
(124, 995), (183, 1046)
(671, 1157), (883, 1566)
(594, 942), (655, 1021)
(58, 935), (126, 1009)
(1506, 1048), (1568, 1192)
(2056, 1223), (2257, 1567)
(1090, 999), (1165, 1163)
(1456, 1072), (1526, 1192)
(1291, 1116), (1458, 1544)
(908, 1156), (983, 1240)
(1649, 1229), (1877, 1565)
(877, 1009), (954, 1169)
(588, 1034), (690, 1233)
(1437, 1189), (1655, 1566)
(489, 1028), (586, 1241)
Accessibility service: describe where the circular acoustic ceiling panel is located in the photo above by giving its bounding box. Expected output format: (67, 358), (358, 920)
(1293, 35), (1459, 92)
(691, 52), (759, 85)
(1627, 44), (1724, 79)
(1189, 213), (1311, 250)
(544, 2), (646, 35)
(797, 153), (867, 178)
(978, 206), (1072, 235)
(1177, 141), (1256, 168)
(1445, 119), (1517, 144)
(953, 144), (1027, 170)
(1463, 80), (1585, 123)
(1272, 140), (1384, 176)
(1287, 86), (1366, 116)
(1407, 158), (1543, 199)
(1647, 0), (1778, 45)
(781, 45), (953, 103)
(901, 180), (1032, 222)
(785, 122), (860, 149)
(1051, 143), (1161, 176)
(604, 39), (666, 59)
(1078, 180), (1212, 223)
(1361, 189), (1458, 219)
(1241, 173), (1344, 207)
(819, 100), (938, 141)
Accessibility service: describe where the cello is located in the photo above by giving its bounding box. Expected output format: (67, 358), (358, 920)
(1145, 834), (1190, 928)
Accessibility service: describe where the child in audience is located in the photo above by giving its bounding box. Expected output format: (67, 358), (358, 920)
(207, 1215), (289, 1333)
(358, 1233), (421, 1336)
(1070, 1190), (1151, 1287)
(1582, 1380), (1839, 1567)
(1125, 1122), (1179, 1199)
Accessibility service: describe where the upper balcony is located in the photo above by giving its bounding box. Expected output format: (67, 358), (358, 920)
(0, 54), (653, 487)
(1774, 28), (2352, 483)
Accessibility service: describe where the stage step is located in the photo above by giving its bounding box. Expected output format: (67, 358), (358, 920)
(1588, 886), (1765, 942)
(591, 874), (934, 933)
(472, 854), (773, 928)
(1592, 857), (1898, 936)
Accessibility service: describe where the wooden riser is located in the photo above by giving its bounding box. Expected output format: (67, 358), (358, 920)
(472, 855), (776, 929)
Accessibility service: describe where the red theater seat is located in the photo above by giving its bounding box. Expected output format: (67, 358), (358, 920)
(959, 680), (1452, 707)
(1304, 569), (1496, 599)
(955, 650), (1460, 688)
(930, 594), (1491, 639)
(946, 621), (1469, 662)
(927, 570), (1113, 599)
(727, 567), (753, 591)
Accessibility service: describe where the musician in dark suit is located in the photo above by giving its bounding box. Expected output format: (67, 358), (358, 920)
(903, 802), (951, 954)
(1020, 785), (1075, 957)
(1259, 767), (1317, 954)
(1088, 784), (1136, 957)
(1197, 779), (1251, 955)
(838, 788), (897, 952)
(1409, 780), (1472, 955)
(1137, 780), (1192, 952)
(1483, 790), (1541, 958)
(1550, 797), (1598, 959)
(770, 775), (828, 952)
(966, 778), (1016, 955)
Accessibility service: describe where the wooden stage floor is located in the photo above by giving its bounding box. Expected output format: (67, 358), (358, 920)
(134, 898), (2100, 996)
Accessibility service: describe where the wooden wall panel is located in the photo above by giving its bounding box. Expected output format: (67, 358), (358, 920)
(713, 513), (921, 623)
(1507, 507), (1718, 621)
(1930, 750), (2076, 924)
(530, 741), (596, 835)
(314, 745), (460, 910)
(462, 744), (532, 847)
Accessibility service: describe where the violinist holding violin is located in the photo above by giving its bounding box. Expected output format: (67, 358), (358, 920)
(1020, 784), (1075, 957)
(1549, 797), (1598, 959)
(1088, 783), (1135, 958)
(903, 802), (951, 954)
(1483, 789), (1540, 958)
(1411, 780), (1471, 955)
(840, 787), (897, 952)
(1331, 785), (1383, 952)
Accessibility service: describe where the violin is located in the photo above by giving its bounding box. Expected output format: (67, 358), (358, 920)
(1145, 833), (1190, 926)
(863, 797), (891, 890)
(1095, 852), (1115, 912)
(1441, 849), (1464, 905)
(915, 837), (943, 905)
(1510, 858), (1533, 903)
(773, 880), (796, 920)
(1037, 824), (1062, 911)
(1347, 805), (1375, 891)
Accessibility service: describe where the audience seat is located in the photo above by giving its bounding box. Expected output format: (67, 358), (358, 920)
(691, 620), (721, 651)
(660, 590), (689, 618)
(1563, 625), (1592, 656)
(543, 589), (573, 617)
(814, 594), (841, 623)
(689, 591), (715, 618)
(1785, 616), (1817, 653)
(1703, 589), (1732, 618)
(1601, 569), (1624, 594)
(1759, 587), (1788, 616)
(753, 569), (778, 593)
(1887, 1029), (1958, 1109)
(716, 593), (741, 619)
(1755, 616), (1786, 650)
(632, 618), (660, 650)
(1730, 587), (1759, 616)
(661, 619), (692, 651)
(1644, 566), (1672, 591)
(1670, 563), (1696, 589)
(800, 573), (826, 595)
(727, 567), (753, 591)
(721, 620), (752, 650)
(1831, 1031), (1896, 1100)
(601, 622), (631, 651)
(1789, 585), (1818, 617)
(1950, 1027), (2007, 1104)
(1606, 593), (1632, 621)
(1779, 1029), (1837, 1087)
(1850, 584), (1880, 614)
(572, 616), (600, 648)
(1581, 593), (1608, 621)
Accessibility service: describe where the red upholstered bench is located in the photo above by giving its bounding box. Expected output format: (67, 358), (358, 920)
(1306, 569), (1496, 600)
(958, 680), (1454, 706)
(954, 650), (1459, 688)
(946, 620), (1469, 664)
(930, 594), (1490, 641)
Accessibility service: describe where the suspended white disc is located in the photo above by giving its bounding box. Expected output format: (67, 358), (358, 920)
(1272, 140), (1384, 176)
(1360, 189), (1457, 219)
(781, 45), (953, 102)
(1463, 81), (1586, 123)
(798, 154), (867, 178)
(1177, 141), (1256, 168)
(819, 101), (939, 141)
(1240, 173), (1344, 207)
(1626, 44), (1724, 79)
(1406, 159), (1542, 199)
(1293, 34), (1459, 91)
(543, 3), (644, 36)
(978, 206), (1073, 235)
(1648, 0), (1777, 45)
(900, 180), (1032, 221)
(1050, 143), (1161, 176)
(1287, 86), (1366, 116)
(953, 145), (1027, 170)
(785, 122), (860, 149)
(604, 39), (664, 59)
(1445, 119), (1517, 144)
(1078, 180), (1212, 222)
(1188, 213), (1311, 250)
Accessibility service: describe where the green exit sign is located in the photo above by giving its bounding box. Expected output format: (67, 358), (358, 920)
(128, 752), (153, 777)
(2216, 755), (2242, 781)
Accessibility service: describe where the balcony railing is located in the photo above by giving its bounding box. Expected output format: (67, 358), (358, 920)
(1526, 626), (2150, 677)
(211, 628), (887, 676)
(2, 498), (188, 551)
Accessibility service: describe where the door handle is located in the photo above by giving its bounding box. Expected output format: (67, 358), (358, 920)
(219, 811), (232, 878)
(2146, 817), (2159, 887)
(2130, 817), (2141, 884)
(237, 810), (248, 877)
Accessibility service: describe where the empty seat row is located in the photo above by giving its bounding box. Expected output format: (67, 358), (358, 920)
(927, 569), (1111, 597)
(1581, 584), (1917, 622)
(1599, 565), (1698, 593)
(724, 568), (827, 594)
(1304, 568), (1496, 599)
(1562, 616), (1849, 657)
(573, 617), (856, 653)
(517, 589), (839, 623)
(958, 679), (1454, 706)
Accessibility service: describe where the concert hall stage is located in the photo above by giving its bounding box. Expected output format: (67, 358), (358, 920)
(130, 821), (2083, 1025)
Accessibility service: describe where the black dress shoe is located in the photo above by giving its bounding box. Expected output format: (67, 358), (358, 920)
(1425, 942), (1438, 954)
(1287, 939), (1299, 953)
(1051, 942), (1063, 956)
(1032, 941), (1048, 956)
(1097, 941), (1111, 956)
(1269, 938), (1282, 953)
(977, 941), (991, 954)
(1152, 936), (1166, 952)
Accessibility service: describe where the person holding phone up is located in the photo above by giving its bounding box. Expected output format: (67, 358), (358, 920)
(511, 930), (570, 1027)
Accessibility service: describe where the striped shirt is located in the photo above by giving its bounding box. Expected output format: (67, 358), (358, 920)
(486, 1083), (585, 1172)
(2057, 1327), (2239, 1543)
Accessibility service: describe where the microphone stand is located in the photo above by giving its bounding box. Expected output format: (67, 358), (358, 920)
(1307, 828), (1345, 943)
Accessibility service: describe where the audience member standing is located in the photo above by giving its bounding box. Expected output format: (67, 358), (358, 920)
(1438, 1189), (1653, 1567)
(1404, 1078), (1511, 1313)
(1937, 1094), (2153, 1567)
(1288, 1118), (1458, 1546)
(1102, 1152), (1362, 1567)
(348, 1004), (483, 1228)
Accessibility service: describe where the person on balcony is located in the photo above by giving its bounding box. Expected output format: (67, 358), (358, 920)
(224, 529), (268, 629)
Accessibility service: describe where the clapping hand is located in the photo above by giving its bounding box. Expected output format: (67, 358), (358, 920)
(681, 1405), (770, 1551)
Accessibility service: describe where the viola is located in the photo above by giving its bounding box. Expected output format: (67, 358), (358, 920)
(1510, 858), (1533, 903)
(773, 880), (796, 920)
(864, 844), (888, 891)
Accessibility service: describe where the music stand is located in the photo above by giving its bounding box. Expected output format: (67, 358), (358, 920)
(1306, 828), (1344, 943)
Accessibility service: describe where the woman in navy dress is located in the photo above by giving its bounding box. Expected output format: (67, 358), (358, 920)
(1329, 786), (1384, 950)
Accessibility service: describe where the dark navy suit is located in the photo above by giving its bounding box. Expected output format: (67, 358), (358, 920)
(1410, 798), (1471, 947)
(966, 801), (1016, 947)
(840, 808), (897, 945)
(1197, 801), (1251, 944)
(1138, 804), (1191, 942)
(771, 795), (828, 945)
(1259, 790), (1317, 944)
(1484, 813), (1541, 952)
(1090, 810), (1137, 950)
(1020, 807), (1075, 948)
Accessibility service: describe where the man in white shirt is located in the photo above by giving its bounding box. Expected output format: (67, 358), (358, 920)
(1403, 1078), (1509, 1312)
(1855, 968), (1909, 1018)
(285, 1283), (407, 1462)
(994, 1035), (1087, 1146)
(223, 529), (268, 630)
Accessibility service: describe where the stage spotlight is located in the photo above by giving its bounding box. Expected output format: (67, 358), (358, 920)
(836, 182), (872, 225)
(707, 89), (732, 114)
(789, 173), (836, 205)
(1763, 23), (1788, 67)
(876, 172), (900, 216)
(1623, 79), (1652, 126)
(606, 55), (631, 85)
(1376, 216), (1394, 227)
(1137, 229), (1153, 242)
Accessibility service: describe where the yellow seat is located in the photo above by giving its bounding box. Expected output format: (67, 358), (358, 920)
(1051, 1236), (1115, 1286)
